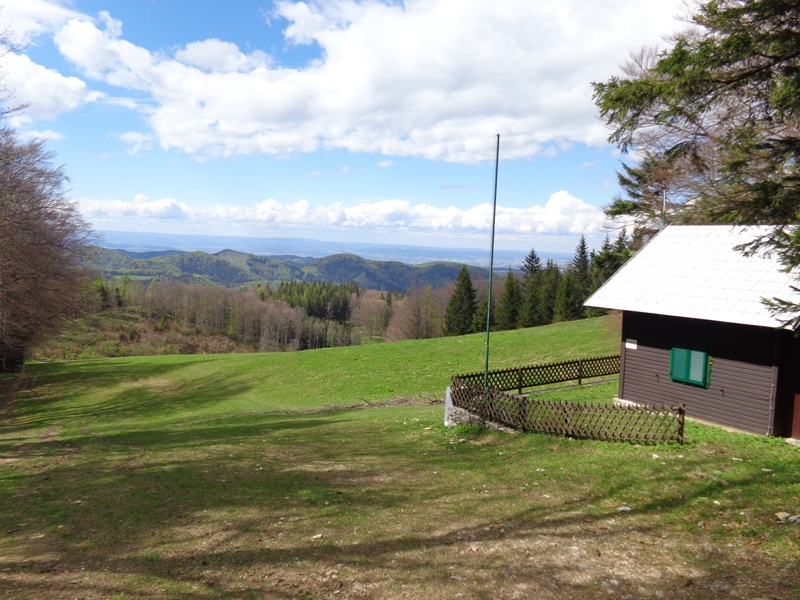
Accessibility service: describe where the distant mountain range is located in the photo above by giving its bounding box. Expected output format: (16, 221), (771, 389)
(89, 247), (497, 292)
(97, 230), (571, 268)
(90, 231), (573, 292)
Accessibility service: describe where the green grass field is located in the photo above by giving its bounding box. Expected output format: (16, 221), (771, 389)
(1, 317), (798, 599)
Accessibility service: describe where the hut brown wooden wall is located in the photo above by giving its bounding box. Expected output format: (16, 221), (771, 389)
(619, 312), (794, 435)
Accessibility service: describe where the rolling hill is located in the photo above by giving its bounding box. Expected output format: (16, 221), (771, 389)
(88, 247), (491, 291)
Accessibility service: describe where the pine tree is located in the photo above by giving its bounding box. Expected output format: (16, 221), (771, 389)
(472, 292), (494, 333)
(496, 270), (522, 331)
(94, 275), (111, 310)
(613, 228), (629, 253)
(591, 232), (632, 292)
(572, 235), (592, 304)
(520, 246), (542, 284)
(535, 259), (562, 325)
(553, 269), (584, 323)
(518, 269), (542, 328)
(444, 265), (478, 336)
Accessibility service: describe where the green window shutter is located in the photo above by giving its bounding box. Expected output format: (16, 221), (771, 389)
(670, 347), (711, 388)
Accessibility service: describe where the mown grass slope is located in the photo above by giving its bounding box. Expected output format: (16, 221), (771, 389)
(1, 316), (798, 599)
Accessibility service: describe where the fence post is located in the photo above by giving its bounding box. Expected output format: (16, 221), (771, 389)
(444, 386), (452, 426)
(521, 395), (529, 432)
(578, 358), (583, 385)
(517, 367), (523, 395)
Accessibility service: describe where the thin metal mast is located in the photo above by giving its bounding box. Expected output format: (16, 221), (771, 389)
(484, 134), (500, 389)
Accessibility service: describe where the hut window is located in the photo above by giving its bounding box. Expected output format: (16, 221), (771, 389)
(670, 347), (711, 388)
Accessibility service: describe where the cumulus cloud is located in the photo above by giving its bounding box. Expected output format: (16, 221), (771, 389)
(78, 191), (605, 236)
(12, 0), (683, 162)
(174, 39), (272, 72)
(80, 194), (195, 220)
(3, 53), (102, 126)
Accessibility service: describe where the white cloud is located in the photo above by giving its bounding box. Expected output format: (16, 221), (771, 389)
(80, 194), (195, 220)
(377, 160), (393, 168)
(18, 128), (64, 141)
(3, 53), (102, 126)
(15, 0), (684, 162)
(2, 0), (80, 42)
(78, 190), (604, 236)
(175, 39), (272, 72)
(117, 131), (154, 154)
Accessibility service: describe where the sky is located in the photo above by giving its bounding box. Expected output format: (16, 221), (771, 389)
(2, 0), (686, 253)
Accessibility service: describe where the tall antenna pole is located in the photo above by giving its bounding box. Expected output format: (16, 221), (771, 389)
(484, 134), (500, 389)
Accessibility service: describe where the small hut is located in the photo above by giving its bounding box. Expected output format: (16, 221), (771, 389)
(585, 225), (800, 437)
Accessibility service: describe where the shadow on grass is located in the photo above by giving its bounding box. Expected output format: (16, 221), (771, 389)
(1, 407), (798, 599)
(2, 357), (255, 436)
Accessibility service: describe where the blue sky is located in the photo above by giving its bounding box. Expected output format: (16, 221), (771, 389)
(4, 0), (684, 253)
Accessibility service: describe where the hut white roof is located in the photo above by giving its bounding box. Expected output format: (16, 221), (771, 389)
(584, 225), (800, 329)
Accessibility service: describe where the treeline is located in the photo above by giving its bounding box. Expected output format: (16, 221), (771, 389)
(442, 232), (631, 337)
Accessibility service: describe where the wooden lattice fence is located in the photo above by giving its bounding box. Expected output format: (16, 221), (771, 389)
(450, 378), (685, 444)
(456, 354), (620, 394)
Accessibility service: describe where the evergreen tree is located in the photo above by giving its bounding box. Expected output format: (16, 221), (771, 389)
(94, 275), (111, 310)
(613, 228), (629, 253)
(553, 270), (584, 323)
(472, 292), (494, 333)
(591, 232), (632, 292)
(520, 246), (542, 284)
(496, 270), (522, 331)
(535, 259), (562, 325)
(593, 0), (800, 322)
(444, 265), (478, 336)
(518, 269), (543, 328)
(571, 235), (592, 303)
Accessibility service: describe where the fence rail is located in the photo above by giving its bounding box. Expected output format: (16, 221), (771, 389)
(456, 354), (620, 394)
(450, 373), (685, 445)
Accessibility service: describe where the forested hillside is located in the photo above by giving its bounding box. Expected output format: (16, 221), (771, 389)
(89, 247), (488, 292)
(36, 232), (632, 362)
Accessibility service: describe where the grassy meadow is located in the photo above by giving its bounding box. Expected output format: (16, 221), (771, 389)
(1, 316), (798, 599)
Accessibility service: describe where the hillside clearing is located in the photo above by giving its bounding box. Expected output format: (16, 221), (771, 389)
(1, 318), (798, 599)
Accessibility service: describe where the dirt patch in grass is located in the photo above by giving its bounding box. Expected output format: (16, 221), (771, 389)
(0, 482), (795, 599)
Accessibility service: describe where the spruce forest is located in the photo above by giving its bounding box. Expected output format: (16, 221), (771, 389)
(36, 232), (632, 360)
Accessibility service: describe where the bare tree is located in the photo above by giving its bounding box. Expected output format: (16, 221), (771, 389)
(350, 289), (391, 339)
(0, 128), (93, 370)
(386, 286), (444, 341)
